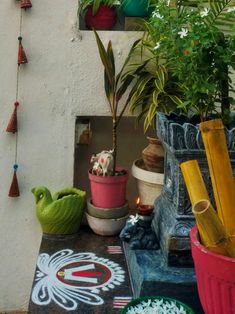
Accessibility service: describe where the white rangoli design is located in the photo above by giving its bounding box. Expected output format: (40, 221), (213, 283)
(31, 249), (125, 310)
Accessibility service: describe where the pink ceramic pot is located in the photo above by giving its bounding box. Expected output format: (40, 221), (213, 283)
(88, 168), (128, 209)
(190, 226), (235, 314)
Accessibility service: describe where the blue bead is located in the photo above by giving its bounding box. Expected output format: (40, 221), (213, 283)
(13, 164), (18, 170)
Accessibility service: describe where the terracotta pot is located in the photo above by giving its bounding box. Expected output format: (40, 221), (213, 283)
(88, 168), (128, 209)
(142, 137), (164, 172)
(85, 5), (117, 30)
(190, 226), (235, 314)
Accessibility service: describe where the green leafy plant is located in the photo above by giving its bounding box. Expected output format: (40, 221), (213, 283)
(94, 30), (146, 174)
(78, 0), (119, 16)
(126, 0), (235, 131)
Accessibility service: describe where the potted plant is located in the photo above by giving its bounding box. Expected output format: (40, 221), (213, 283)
(127, 0), (235, 128)
(86, 31), (146, 235)
(190, 226), (235, 314)
(77, 0), (119, 30)
(131, 135), (165, 206)
(124, 0), (235, 265)
(131, 157), (164, 206)
(179, 114), (235, 313)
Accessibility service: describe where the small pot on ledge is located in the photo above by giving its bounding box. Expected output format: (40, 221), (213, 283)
(85, 5), (117, 30)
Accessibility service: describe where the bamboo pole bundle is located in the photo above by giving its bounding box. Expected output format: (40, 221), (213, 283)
(193, 200), (235, 257)
(181, 160), (210, 206)
(200, 119), (235, 237)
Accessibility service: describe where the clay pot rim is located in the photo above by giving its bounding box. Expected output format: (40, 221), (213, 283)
(87, 198), (129, 211)
(146, 136), (162, 144)
(88, 168), (129, 183)
(190, 226), (235, 262)
(86, 212), (129, 222)
(131, 159), (164, 184)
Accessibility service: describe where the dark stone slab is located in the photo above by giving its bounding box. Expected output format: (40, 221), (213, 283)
(123, 242), (204, 314)
(28, 227), (133, 314)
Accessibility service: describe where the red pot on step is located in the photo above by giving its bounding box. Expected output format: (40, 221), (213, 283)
(88, 168), (128, 209)
(85, 5), (117, 30)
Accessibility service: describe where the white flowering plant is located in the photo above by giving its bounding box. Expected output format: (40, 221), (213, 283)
(122, 296), (194, 314)
(127, 0), (235, 130)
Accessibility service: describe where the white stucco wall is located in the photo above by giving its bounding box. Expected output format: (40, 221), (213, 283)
(0, 0), (140, 311)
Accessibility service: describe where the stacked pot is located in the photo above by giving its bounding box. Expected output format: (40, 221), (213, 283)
(86, 169), (129, 236)
(132, 137), (164, 206)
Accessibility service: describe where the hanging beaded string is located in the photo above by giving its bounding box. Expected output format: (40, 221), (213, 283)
(7, 0), (32, 197)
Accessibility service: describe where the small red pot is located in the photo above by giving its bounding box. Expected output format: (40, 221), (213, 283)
(85, 5), (117, 30)
(88, 168), (128, 209)
(190, 226), (235, 314)
(138, 204), (154, 216)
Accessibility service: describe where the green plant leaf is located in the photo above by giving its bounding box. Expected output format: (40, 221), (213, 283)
(144, 102), (158, 133)
(104, 41), (115, 104)
(92, 0), (101, 15)
(204, 0), (235, 34)
(154, 65), (166, 93)
(168, 95), (184, 107)
(104, 70), (113, 105)
(94, 30), (114, 88)
(116, 39), (142, 84)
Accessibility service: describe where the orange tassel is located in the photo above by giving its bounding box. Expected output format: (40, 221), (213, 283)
(20, 0), (32, 9)
(8, 165), (20, 197)
(6, 102), (19, 133)
(18, 37), (28, 65)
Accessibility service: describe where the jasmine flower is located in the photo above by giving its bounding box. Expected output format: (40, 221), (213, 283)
(154, 42), (161, 50)
(227, 6), (235, 13)
(128, 214), (140, 225)
(200, 7), (210, 17)
(178, 28), (188, 38)
(126, 298), (189, 313)
(152, 11), (163, 19)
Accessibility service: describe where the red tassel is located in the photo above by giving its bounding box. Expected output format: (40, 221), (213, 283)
(6, 102), (19, 133)
(20, 0), (32, 9)
(18, 37), (28, 65)
(8, 165), (20, 197)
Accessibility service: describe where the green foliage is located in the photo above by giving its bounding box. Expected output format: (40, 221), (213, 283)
(78, 0), (119, 16)
(126, 0), (235, 131)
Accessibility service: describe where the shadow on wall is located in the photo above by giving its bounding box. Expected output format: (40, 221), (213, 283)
(74, 116), (155, 209)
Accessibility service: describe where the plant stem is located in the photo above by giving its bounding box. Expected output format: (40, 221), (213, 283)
(112, 119), (117, 174)
(221, 64), (229, 118)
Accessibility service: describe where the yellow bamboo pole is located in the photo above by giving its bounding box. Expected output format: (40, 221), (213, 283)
(193, 200), (235, 257)
(181, 160), (210, 206)
(200, 119), (235, 237)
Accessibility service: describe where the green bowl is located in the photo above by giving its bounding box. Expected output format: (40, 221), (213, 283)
(121, 296), (195, 314)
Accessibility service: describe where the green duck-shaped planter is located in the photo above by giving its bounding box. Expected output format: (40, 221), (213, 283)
(32, 186), (86, 234)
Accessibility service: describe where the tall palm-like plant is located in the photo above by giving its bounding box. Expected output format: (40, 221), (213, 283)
(94, 30), (147, 173)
